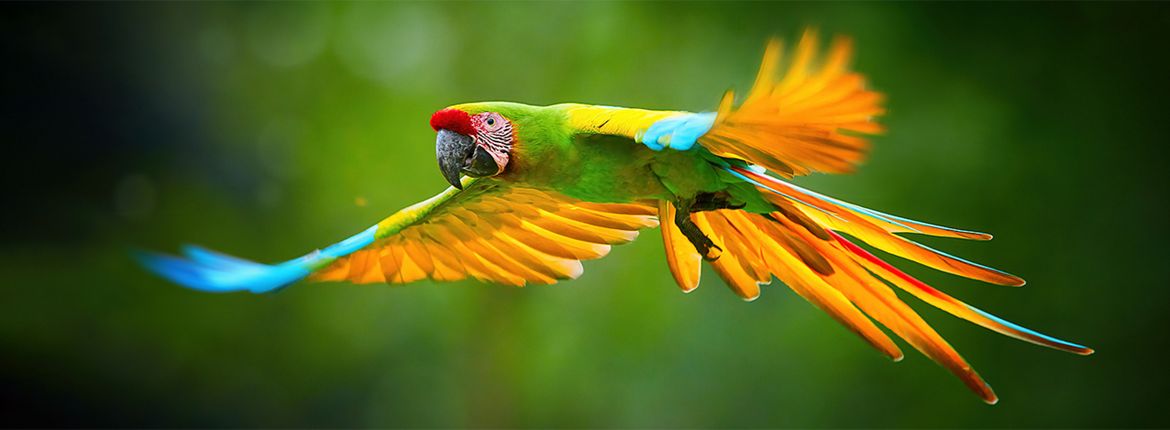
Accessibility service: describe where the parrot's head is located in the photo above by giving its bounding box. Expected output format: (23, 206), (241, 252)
(431, 105), (516, 189)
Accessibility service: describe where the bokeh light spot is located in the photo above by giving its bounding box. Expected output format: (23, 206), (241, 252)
(334, 3), (454, 92)
(245, 2), (331, 69)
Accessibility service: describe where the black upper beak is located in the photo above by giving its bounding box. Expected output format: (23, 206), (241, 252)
(436, 129), (474, 189)
(436, 129), (501, 190)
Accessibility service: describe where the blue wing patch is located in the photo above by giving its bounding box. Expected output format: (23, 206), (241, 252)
(638, 112), (716, 151)
(137, 225), (378, 293)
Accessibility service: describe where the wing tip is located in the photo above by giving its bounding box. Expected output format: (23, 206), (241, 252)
(1047, 338), (1094, 356)
(134, 246), (308, 294)
(134, 249), (234, 293)
(566, 260), (585, 280)
(972, 379), (999, 405)
(1002, 273), (1027, 287)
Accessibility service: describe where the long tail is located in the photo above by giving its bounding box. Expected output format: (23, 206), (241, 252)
(657, 167), (1092, 404)
(656, 30), (1091, 403)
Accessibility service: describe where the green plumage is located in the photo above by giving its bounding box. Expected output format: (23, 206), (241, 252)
(451, 101), (765, 210)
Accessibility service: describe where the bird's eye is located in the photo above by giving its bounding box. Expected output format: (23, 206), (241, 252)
(486, 118), (496, 126)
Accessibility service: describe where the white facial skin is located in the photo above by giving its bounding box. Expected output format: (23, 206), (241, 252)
(470, 112), (513, 174)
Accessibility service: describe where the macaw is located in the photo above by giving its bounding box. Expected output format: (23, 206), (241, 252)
(140, 31), (1091, 404)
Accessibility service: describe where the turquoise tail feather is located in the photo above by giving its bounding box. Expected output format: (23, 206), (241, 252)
(723, 164), (1021, 284)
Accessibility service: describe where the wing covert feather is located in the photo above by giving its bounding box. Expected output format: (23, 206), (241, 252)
(310, 178), (658, 286)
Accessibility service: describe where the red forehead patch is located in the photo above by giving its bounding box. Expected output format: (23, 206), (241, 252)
(430, 109), (475, 135)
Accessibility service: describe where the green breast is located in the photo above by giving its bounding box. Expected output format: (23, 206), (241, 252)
(513, 134), (729, 204)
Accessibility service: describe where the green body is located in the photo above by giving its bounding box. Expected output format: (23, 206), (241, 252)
(453, 102), (773, 212)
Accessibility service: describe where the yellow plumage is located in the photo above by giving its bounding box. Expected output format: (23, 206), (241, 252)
(703, 31), (884, 177)
(561, 104), (685, 139)
(308, 32), (1090, 404)
(657, 200), (702, 293)
(314, 33), (1088, 404)
(645, 32), (1087, 404)
(312, 179), (658, 286)
(139, 29), (1092, 405)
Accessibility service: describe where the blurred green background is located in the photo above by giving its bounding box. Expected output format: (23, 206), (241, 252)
(3, 2), (1168, 427)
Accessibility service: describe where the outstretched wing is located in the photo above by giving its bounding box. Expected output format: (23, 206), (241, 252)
(640, 33), (1089, 404)
(700, 31), (884, 177)
(312, 178), (658, 286)
(560, 30), (881, 179)
(139, 177), (658, 292)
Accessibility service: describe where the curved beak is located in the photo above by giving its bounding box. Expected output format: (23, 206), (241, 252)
(435, 129), (474, 189)
(435, 129), (502, 190)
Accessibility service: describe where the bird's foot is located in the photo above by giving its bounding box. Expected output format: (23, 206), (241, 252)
(674, 195), (733, 261)
(690, 192), (746, 212)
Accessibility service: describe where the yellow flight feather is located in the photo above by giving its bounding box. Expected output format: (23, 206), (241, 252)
(312, 178), (658, 287)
